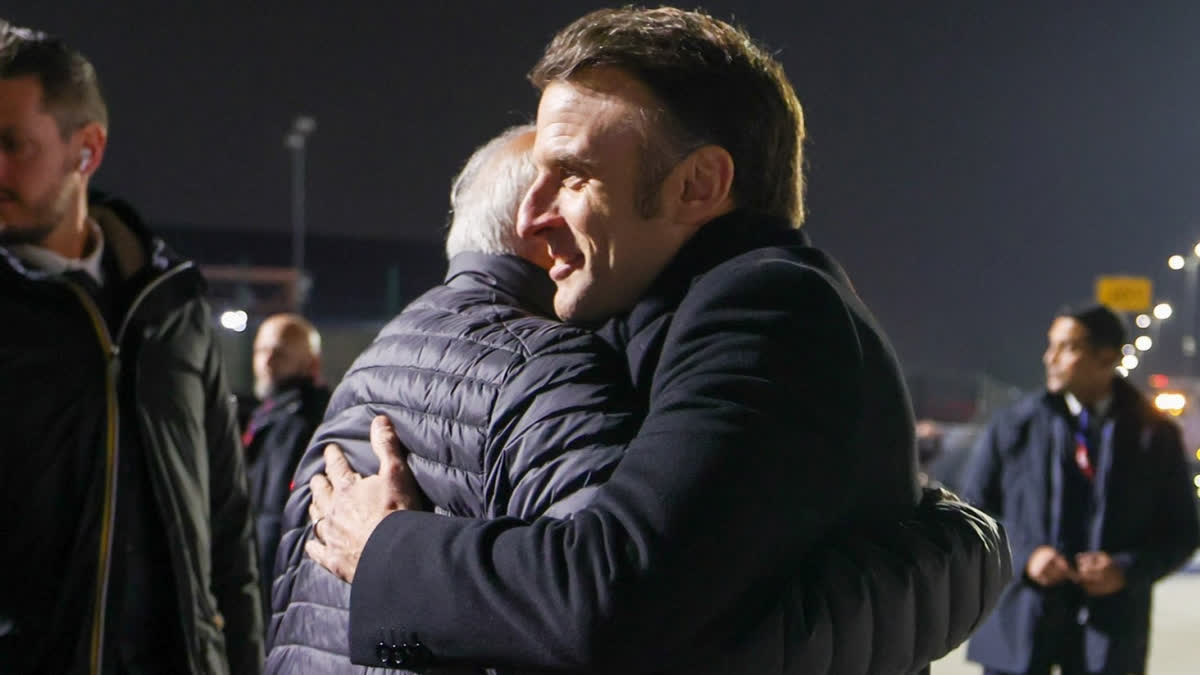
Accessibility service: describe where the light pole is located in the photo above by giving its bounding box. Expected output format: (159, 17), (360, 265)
(1185, 243), (1200, 373)
(285, 115), (317, 306)
(1168, 245), (1200, 374)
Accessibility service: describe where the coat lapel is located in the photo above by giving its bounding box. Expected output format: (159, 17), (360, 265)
(1047, 413), (1066, 548)
(1089, 413), (1125, 550)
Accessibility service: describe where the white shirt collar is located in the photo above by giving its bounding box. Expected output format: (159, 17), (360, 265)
(8, 218), (106, 285)
(1064, 391), (1112, 420)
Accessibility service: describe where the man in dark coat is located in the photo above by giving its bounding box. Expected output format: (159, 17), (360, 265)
(303, 8), (1011, 674)
(0, 22), (262, 674)
(244, 313), (330, 617)
(964, 306), (1200, 672)
(962, 305), (1200, 674)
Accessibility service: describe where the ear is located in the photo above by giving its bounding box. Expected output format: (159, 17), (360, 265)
(672, 144), (734, 227)
(76, 121), (108, 177)
(1096, 347), (1122, 370)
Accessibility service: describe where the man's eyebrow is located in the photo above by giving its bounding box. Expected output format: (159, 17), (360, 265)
(541, 149), (598, 173)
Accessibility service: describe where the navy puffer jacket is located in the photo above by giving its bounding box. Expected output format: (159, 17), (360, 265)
(266, 253), (638, 672)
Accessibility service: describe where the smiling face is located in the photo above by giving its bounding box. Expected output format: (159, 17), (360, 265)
(516, 69), (703, 323)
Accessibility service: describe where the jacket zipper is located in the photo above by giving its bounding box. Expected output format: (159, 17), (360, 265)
(62, 281), (119, 675)
(63, 261), (193, 675)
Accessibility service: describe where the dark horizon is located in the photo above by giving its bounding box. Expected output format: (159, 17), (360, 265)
(8, 0), (1200, 388)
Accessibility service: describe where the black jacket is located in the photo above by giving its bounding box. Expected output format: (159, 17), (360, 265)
(341, 212), (1010, 673)
(245, 377), (330, 616)
(0, 195), (263, 674)
(267, 253), (637, 672)
(962, 379), (1200, 673)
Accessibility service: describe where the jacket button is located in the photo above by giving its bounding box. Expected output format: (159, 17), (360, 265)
(405, 641), (433, 668)
(376, 641), (391, 666)
(390, 643), (408, 667)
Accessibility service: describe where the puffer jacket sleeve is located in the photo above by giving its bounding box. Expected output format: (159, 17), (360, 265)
(759, 487), (1011, 673)
(200, 305), (266, 674)
(484, 328), (639, 520)
(267, 343), (482, 675)
(265, 369), (401, 674)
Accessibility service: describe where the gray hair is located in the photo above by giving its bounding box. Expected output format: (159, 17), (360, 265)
(445, 124), (537, 258)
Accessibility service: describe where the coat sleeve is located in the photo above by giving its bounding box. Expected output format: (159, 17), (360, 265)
(347, 260), (912, 671)
(202, 313), (266, 674)
(1110, 420), (1200, 587)
(960, 416), (1040, 577)
(485, 330), (637, 520)
(960, 419), (1004, 516)
(725, 487), (1011, 673)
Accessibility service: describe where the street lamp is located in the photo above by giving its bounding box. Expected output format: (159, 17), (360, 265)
(1135, 335), (1153, 351)
(285, 115), (317, 302)
(1136, 314), (1152, 329)
(1154, 302), (1174, 320)
(1169, 255), (1185, 270)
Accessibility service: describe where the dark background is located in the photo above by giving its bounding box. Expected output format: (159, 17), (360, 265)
(8, 0), (1200, 387)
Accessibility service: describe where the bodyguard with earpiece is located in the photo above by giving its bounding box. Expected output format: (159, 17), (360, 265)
(0, 21), (264, 675)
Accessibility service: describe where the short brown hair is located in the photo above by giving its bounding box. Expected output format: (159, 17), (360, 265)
(529, 7), (806, 224)
(0, 20), (108, 136)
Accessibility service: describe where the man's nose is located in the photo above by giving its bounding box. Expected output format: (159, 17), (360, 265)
(516, 175), (562, 241)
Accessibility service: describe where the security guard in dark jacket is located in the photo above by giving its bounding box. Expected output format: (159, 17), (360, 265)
(0, 24), (262, 675)
(963, 305), (1200, 674)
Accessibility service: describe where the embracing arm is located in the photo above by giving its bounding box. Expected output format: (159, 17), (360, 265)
(348, 261), (883, 671)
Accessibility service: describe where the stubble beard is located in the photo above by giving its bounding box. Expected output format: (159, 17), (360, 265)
(0, 161), (77, 247)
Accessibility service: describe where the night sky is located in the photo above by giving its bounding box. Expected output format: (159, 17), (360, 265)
(8, 1), (1200, 387)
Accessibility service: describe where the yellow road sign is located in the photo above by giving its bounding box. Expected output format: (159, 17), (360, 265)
(1095, 276), (1153, 312)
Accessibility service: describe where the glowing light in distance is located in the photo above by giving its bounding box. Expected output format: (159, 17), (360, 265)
(220, 310), (248, 332)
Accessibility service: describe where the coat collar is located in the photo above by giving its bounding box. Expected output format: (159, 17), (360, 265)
(0, 191), (203, 301)
(643, 209), (807, 304)
(597, 209), (813, 391)
(1042, 376), (1150, 424)
(444, 252), (557, 319)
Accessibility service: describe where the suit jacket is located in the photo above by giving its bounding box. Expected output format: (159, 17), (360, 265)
(962, 378), (1200, 673)
(344, 211), (979, 673)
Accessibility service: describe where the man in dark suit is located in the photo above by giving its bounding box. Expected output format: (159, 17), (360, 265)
(963, 305), (1200, 674)
(244, 313), (330, 617)
(301, 7), (1009, 672)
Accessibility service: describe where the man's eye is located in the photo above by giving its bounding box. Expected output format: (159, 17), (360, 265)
(562, 173), (587, 190)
